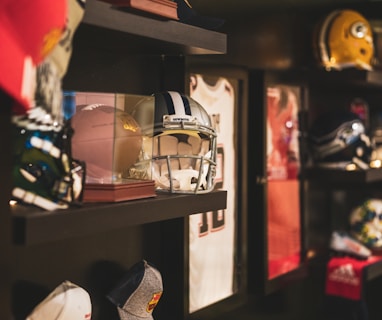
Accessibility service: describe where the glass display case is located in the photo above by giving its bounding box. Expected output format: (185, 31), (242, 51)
(266, 84), (302, 279)
(68, 91), (156, 202)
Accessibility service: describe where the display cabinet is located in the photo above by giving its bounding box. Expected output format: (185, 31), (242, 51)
(246, 70), (309, 296)
(5, 1), (382, 319)
(303, 67), (382, 287)
(185, 66), (249, 319)
(0, 1), (228, 319)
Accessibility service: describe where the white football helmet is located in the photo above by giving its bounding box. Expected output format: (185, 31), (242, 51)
(127, 91), (217, 194)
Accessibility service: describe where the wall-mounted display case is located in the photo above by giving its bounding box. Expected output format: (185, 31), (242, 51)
(247, 70), (308, 296)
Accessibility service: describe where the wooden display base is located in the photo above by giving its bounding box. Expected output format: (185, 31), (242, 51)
(83, 179), (157, 203)
(102, 0), (178, 20)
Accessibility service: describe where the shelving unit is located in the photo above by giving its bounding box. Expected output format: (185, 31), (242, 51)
(305, 168), (382, 184)
(10, 1), (382, 319)
(305, 167), (382, 281)
(308, 69), (382, 89)
(0, 1), (229, 319)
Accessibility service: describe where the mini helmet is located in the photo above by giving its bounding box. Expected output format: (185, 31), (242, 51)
(127, 91), (217, 194)
(349, 198), (382, 250)
(71, 104), (143, 184)
(316, 9), (374, 71)
(309, 110), (373, 170)
(12, 107), (85, 211)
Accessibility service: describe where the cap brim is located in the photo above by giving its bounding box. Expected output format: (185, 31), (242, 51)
(117, 307), (154, 320)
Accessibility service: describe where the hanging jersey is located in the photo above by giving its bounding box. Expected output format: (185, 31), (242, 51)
(189, 73), (236, 313)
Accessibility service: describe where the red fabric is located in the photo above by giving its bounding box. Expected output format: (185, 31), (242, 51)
(267, 180), (301, 279)
(266, 86), (301, 280)
(0, 0), (66, 113)
(326, 256), (382, 300)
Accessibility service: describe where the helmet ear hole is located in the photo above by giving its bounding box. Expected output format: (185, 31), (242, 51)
(350, 22), (367, 38)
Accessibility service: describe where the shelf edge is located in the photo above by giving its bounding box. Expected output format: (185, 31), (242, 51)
(12, 190), (227, 246)
(83, 0), (227, 54)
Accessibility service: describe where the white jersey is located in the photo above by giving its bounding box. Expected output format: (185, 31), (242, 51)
(189, 74), (236, 313)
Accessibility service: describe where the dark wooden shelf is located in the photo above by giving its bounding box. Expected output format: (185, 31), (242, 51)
(265, 264), (309, 295)
(12, 190), (227, 246)
(78, 0), (227, 55)
(305, 168), (382, 184)
(309, 68), (382, 90)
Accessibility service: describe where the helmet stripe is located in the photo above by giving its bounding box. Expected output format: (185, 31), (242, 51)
(162, 91), (176, 115)
(319, 10), (340, 67)
(157, 91), (193, 118)
(154, 92), (173, 124)
(180, 94), (192, 116)
(168, 91), (189, 116)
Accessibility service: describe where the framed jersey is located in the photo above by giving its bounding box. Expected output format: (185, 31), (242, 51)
(246, 71), (308, 296)
(266, 85), (302, 279)
(187, 69), (246, 314)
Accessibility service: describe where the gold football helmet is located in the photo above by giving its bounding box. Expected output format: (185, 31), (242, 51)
(317, 9), (374, 71)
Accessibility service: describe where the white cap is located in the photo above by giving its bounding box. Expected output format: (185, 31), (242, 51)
(26, 281), (92, 320)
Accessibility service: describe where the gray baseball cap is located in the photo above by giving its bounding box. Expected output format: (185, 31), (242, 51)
(107, 260), (163, 320)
